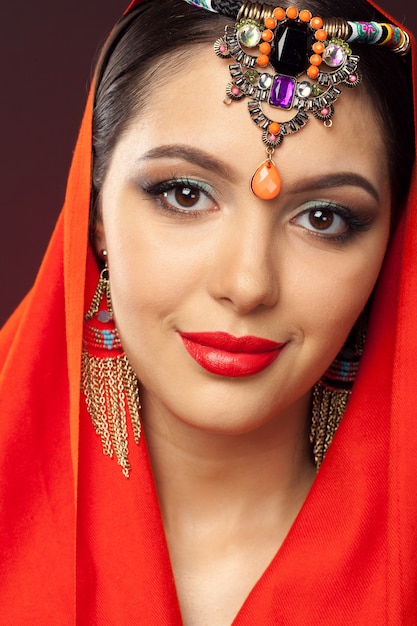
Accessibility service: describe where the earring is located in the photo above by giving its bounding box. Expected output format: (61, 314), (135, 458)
(81, 251), (141, 478)
(310, 314), (366, 469)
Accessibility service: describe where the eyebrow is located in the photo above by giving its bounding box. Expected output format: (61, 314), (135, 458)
(138, 145), (237, 183)
(138, 145), (380, 202)
(288, 173), (380, 202)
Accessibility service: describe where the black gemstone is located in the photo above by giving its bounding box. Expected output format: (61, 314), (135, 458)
(270, 22), (312, 76)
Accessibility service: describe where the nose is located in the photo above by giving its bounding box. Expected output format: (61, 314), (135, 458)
(207, 211), (280, 315)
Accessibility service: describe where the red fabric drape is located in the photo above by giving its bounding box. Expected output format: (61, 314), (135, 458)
(0, 1), (416, 623)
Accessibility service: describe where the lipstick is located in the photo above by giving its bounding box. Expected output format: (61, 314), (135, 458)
(178, 331), (286, 377)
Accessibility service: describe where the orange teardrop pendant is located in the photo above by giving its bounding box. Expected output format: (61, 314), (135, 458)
(251, 159), (282, 200)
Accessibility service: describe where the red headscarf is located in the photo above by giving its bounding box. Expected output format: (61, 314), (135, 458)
(0, 1), (416, 622)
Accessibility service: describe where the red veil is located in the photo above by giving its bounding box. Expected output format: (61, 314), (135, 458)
(0, 1), (416, 622)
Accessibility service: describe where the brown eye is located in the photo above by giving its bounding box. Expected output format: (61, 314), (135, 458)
(155, 179), (217, 214)
(291, 203), (350, 238)
(309, 209), (334, 230)
(173, 186), (200, 208)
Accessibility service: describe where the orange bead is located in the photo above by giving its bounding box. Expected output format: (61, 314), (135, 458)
(315, 29), (328, 41)
(264, 16), (276, 29)
(251, 160), (282, 200)
(299, 9), (312, 22)
(259, 42), (271, 54)
(312, 41), (325, 54)
(310, 53), (322, 66)
(286, 6), (299, 19)
(261, 29), (274, 42)
(257, 54), (270, 67)
(268, 122), (281, 135)
(307, 65), (320, 79)
(273, 7), (286, 20)
(311, 16), (323, 29)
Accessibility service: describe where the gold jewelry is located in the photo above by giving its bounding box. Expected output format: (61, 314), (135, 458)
(310, 315), (366, 469)
(81, 254), (141, 478)
(185, 1), (410, 200)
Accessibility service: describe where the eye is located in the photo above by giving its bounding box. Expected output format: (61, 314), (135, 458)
(291, 200), (375, 243)
(163, 183), (213, 211)
(291, 201), (357, 239)
(143, 177), (218, 214)
(299, 207), (347, 235)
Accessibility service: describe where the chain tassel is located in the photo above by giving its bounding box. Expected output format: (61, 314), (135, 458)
(81, 264), (141, 478)
(310, 316), (366, 469)
(310, 384), (349, 469)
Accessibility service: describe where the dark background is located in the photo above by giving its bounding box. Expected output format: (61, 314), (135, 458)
(1, 0), (416, 326)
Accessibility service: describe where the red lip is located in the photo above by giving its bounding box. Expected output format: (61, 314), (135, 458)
(178, 331), (286, 377)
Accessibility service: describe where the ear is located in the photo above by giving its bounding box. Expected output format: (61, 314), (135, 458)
(93, 217), (108, 260)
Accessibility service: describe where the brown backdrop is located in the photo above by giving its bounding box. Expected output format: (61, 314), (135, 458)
(1, 0), (416, 326)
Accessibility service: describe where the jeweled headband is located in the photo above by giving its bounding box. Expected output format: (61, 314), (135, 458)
(183, 0), (410, 199)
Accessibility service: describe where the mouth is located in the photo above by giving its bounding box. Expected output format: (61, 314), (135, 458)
(178, 331), (286, 378)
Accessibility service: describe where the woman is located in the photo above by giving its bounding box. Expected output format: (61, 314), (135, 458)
(0, 0), (416, 623)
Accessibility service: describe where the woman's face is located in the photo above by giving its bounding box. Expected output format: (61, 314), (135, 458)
(96, 45), (391, 436)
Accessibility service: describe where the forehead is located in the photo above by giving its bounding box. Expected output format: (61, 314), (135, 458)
(120, 44), (388, 190)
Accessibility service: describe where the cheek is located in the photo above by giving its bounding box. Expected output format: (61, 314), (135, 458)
(292, 235), (387, 358)
(108, 239), (181, 325)
(103, 214), (206, 347)
(106, 247), (179, 381)
(101, 186), (220, 326)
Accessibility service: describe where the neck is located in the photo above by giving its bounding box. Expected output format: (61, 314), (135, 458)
(142, 390), (316, 531)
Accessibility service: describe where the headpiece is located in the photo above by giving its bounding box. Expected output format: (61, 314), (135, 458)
(183, 0), (410, 199)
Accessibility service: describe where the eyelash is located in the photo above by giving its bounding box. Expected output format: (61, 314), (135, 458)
(291, 201), (373, 243)
(141, 179), (373, 242)
(141, 177), (218, 218)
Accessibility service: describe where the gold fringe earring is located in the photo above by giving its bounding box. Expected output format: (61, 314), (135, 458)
(81, 252), (141, 477)
(310, 315), (366, 469)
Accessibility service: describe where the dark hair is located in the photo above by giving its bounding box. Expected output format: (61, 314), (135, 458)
(91, 0), (414, 226)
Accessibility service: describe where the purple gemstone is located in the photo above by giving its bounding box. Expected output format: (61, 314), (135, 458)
(269, 75), (296, 109)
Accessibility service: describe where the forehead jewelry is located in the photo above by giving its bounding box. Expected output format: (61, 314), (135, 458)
(183, 0), (410, 200)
